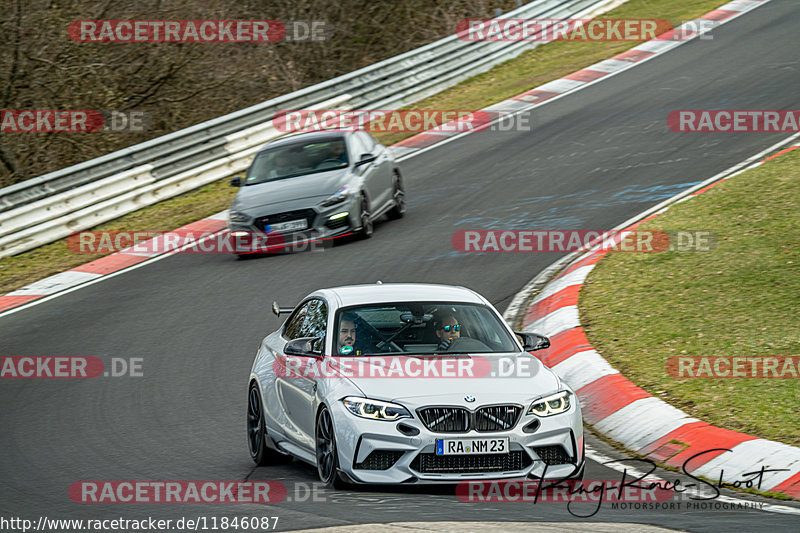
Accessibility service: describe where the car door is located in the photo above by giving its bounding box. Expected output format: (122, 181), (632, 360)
(361, 131), (394, 210)
(275, 298), (327, 451)
(268, 301), (310, 444)
(349, 132), (381, 210)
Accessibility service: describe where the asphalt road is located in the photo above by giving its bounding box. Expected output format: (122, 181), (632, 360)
(2, 1), (800, 531)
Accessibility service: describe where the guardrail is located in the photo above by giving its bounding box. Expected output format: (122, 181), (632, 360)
(0, 0), (617, 257)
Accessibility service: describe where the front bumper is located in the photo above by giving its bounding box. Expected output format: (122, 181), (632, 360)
(330, 398), (584, 484)
(228, 197), (360, 253)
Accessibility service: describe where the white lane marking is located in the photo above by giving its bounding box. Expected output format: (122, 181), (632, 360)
(585, 442), (800, 516)
(5, 271), (101, 296)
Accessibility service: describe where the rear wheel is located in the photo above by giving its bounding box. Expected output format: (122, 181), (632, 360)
(387, 171), (406, 220)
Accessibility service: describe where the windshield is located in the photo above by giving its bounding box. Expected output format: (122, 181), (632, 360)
(334, 302), (519, 356)
(245, 138), (349, 185)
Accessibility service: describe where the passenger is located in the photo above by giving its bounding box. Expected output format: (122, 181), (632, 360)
(269, 151), (295, 179)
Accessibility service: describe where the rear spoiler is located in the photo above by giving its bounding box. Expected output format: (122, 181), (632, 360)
(272, 301), (295, 316)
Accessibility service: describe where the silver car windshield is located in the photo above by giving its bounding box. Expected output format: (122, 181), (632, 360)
(245, 138), (349, 185)
(334, 303), (519, 356)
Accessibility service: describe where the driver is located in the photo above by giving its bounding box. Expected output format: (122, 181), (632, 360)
(434, 314), (461, 351)
(338, 312), (369, 355)
(323, 140), (348, 167)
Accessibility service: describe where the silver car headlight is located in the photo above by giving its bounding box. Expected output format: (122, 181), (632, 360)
(321, 186), (350, 207)
(342, 396), (411, 421)
(528, 391), (571, 417)
(229, 210), (250, 223)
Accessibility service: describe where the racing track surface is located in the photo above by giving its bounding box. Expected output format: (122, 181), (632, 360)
(2, 2), (800, 531)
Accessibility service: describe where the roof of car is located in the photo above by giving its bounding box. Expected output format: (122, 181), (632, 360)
(260, 130), (350, 150)
(315, 283), (488, 307)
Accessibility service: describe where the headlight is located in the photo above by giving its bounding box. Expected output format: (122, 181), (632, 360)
(528, 391), (571, 417)
(321, 186), (350, 207)
(229, 210), (249, 223)
(342, 396), (411, 421)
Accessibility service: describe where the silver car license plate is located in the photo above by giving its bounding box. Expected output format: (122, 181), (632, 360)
(435, 437), (509, 455)
(269, 219), (308, 232)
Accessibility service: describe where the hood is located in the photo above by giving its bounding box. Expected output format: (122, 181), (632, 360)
(331, 353), (563, 406)
(234, 169), (349, 211)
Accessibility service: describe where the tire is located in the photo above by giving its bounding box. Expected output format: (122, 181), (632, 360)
(315, 405), (345, 488)
(387, 171), (406, 220)
(358, 195), (373, 239)
(247, 382), (279, 465)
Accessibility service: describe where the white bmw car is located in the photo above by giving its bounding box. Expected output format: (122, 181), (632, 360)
(247, 283), (584, 487)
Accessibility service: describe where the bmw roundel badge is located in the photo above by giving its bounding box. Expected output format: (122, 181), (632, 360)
(464, 395), (476, 403)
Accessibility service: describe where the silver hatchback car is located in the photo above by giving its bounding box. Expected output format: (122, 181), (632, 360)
(228, 130), (404, 254)
(247, 283), (585, 487)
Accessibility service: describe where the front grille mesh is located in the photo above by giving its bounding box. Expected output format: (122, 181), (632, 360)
(354, 450), (405, 470)
(254, 209), (316, 232)
(418, 406), (521, 433)
(411, 451), (531, 474)
(533, 445), (571, 465)
(418, 407), (470, 433)
(474, 406), (522, 432)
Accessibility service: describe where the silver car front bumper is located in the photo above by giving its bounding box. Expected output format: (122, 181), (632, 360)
(330, 397), (584, 484)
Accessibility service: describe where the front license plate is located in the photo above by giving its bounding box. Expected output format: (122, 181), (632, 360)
(436, 437), (509, 455)
(268, 219), (308, 232)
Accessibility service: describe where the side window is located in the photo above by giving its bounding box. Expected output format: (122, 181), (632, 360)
(303, 299), (328, 353)
(358, 131), (376, 152)
(284, 301), (311, 340)
(348, 133), (368, 159)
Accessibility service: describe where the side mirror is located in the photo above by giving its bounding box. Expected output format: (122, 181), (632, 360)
(230, 176), (242, 187)
(355, 153), (376, 167)
(285, 337), (322, 357)
(272, 301), (294, 316)
(515, 332), (550, 351)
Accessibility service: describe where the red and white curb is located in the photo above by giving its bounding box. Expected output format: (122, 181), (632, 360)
(506, 135), (800, 501)
(0, 213), (229, 314)
(0, 0), (776, 317)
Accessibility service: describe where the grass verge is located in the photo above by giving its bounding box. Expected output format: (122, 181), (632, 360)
(580, 150), (800, 447)
(1, 0), (728, 294)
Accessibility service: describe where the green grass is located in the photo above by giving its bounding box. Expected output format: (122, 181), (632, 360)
(580, 150), (800, 446)
(1, 0), (730, 294)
